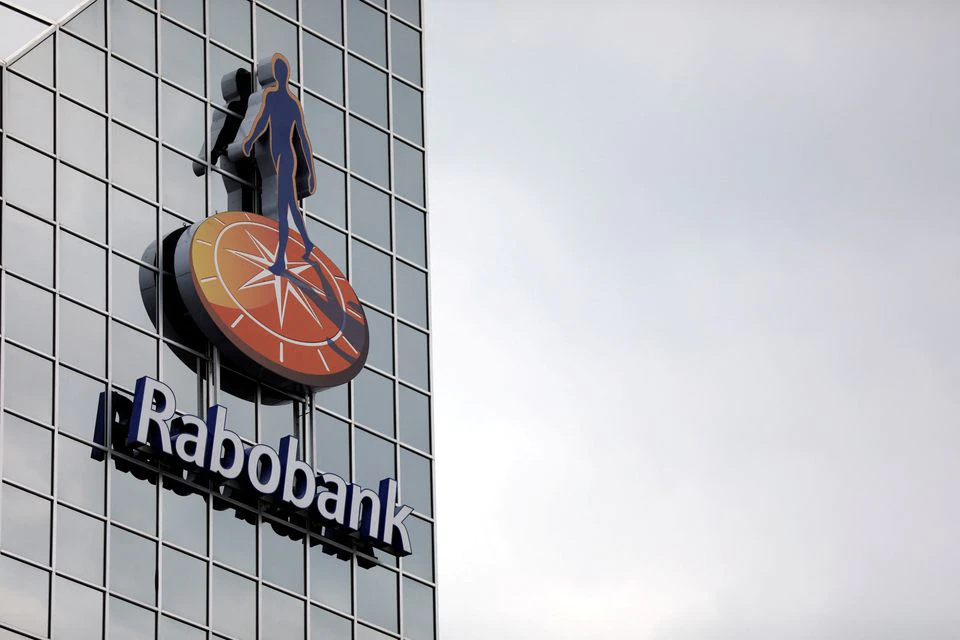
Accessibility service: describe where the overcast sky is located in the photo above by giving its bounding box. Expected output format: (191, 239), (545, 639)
(427, 1), (960, 638)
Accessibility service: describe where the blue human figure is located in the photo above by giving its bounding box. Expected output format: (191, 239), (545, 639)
(228, 53), (317, 275)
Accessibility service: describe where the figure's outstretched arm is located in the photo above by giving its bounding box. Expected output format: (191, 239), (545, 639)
(293, 109), (317, 194)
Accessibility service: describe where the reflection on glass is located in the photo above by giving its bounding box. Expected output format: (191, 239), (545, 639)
(112, 321), (158, 387)
(355, 429), (395, 490)
(161, 19), (205, 94)
(391, 19), (422, 85)
(402, 515), (433, 581)
(162, 546), (208, 623)
(305, 93), (345, 164)
(398, 324), (429, 390)
(349, 117), (390, 187)
(349, 56), (388, 127)
(256, 7), (298, 82)
(347, 0), (386, 66)
(400, 448), (432, 517)
(303, 33), (343, 103)
(1, 483), (51, 564)
(59, 299), (107, 376)
(5, 276), (54, 354)
(212, 567), (256, 640)
(0, 556), (49, 637)
(58, 367), (105, 441)
(112, 124), (158, 199)
(261, 521), (305, 593)
(111, 57), (157, 135)
(209, 43), (252, 101)
(111, 459), (157, 534)
(309, 540), (352, 613)
(111, 0), (156, 70)
(111, 596), (155, 640)
(398, 385), (430, 453)
(393, 80), (423, 145)
(261, 586), (305, 640)
(110, 525), (157, 605)
(311, 605), (352, 639)
(162, 478), (208, 554)
(352, 240), (392, 311)
(5, 140), (54, 219)
(212, 501), (256, 574)
(57, 505), (105, 585)
(304, 0), (342, 43)
(210, 0), (252, 56)
(59, 164), (107, 241)
(5, 73), (54, 152)
(394, 140), (425, 206)
(364, 306), (393, 374)
(356, 562), (398, 632)
(353, 368), (394, 437)
(4, 346), (53, 424)
(60, 232), (107, 308)
(53, 576), (103, 640)
(397, 262), (428, 328)
(350, 178), (390, 249)
(2, 413), (52, 493)
(403, 577), (435, 640)
(59, 32), (105, 110)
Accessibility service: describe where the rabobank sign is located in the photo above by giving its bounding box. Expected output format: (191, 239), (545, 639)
(100, 377), (413, 557)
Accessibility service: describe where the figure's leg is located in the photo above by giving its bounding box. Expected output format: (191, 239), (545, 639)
(270, 152), (296, 274)
(290, 202), (314, 259)
(270, 208), (289, 275)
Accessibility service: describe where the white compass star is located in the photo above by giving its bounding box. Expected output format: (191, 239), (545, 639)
(227, 231), (329, 329)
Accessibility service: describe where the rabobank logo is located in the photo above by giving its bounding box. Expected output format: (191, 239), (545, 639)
(177, 53), (369, 391)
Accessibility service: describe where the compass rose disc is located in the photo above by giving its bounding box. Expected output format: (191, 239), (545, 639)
(175, 211), (369, 390)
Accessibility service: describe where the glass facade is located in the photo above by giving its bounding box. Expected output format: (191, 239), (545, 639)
(0, 0), (434, 638)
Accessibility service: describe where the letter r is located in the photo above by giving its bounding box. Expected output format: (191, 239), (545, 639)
(128, 377), (175, 454)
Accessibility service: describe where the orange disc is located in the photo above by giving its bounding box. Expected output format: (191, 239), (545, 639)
(176, 211), (369, 389)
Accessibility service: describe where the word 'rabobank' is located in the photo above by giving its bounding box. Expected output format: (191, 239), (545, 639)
(124, 377), (413, 556)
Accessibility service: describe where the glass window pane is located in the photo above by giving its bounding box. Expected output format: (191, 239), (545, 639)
(162, 0), (204, 31)
(306, 216), (347, 267)
(391, 19), (421, 84)
(112, 124), (158, 199)
(394, 140), (424, 206)
(59, 299), (107, 376)
(160, 615), (205, 640)
(58, 164), (107, 242)
(2, 206), (54, 285)
(209, 43), (252, 102)
(66, 0), (105, 44)
(216, 369), (256, 441)
(396, 262), (427, 328)
(305, 93), (344, 164)
(262, 522), (304, 594)
(163, 147), (206, 217)
(52, 576), (103, 640)
(111, 0), (156, 70)
(262, 586), (305, 640)
(364, 305), (393, 374)
(161, 478), (207, 554)
(11, 34), (53, 86)
(58, 367), (106, 442)
(349, 117), (389, 187)
(397, 324), (429, 389)
(350, 178), (390, 248)
(352, 368), (393, 437)
(162, 546), (207, 623)
(392, 0), (420, 27)
(60, 232), (107, 309)
(111, 57), (157, 135)
(111, 188), (158, 260)
(111, 321), (158, 389)
(112, 459), (157, 534)
(314, 410), (350, 480)
(2, 413), (52, 493)
(0, 556), (48, 636)
(111, 596), (155, 640)
(256, 7), (298, 82)
(258, 396), (303, 449)
(357, 624), (394, 640)
(58, 432), (105, 513)
(356, 563), (397, 632)
(212, 567), (256, 640)
(354, 429), (394, 491)
(305, 160), (346, 228)
(4, 141), (54, 219)
(304, 0), (341, 43)
(403, 578), (435, 640)
(309, 541), (352, 613)
(311, 605), (351, 639)
(394, 201), (425, 267)
(347, 0), (386, 67)
(348, 56), (387, 127)
(402, 515), (433, 581)
(212, 501), (256, 574)
(393, 80), (422, 145)
(5, 73), (54, 151)
(303, 33), (343, 104)
(59, 32), (106, 110)
(162, 344), (204, 416)
(4, 346), (53, 423)
(162, 83), (205, 155)
(110, 526), (157, 605)
(1, 483), (51, 564)
(161, 18), (205, 94)
(399, 448), (431, 517)
(352, 240), (391, 311)
(57, 505), (105, 585)
(210, 0), (251, 57)
(398, 385), (429, 453)
(112, 255), (155, 331)
(5, 276), (54, 354)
